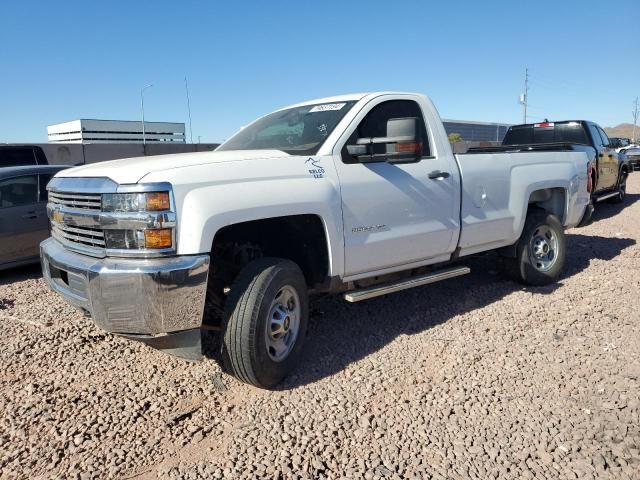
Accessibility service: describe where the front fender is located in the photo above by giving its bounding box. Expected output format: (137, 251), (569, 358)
(141, 156), (345, 278)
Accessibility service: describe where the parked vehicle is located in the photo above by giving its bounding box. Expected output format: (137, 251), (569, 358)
(471, 121), (631, 204)
(40, 92), (593, 387)
(609, 137), (631, 150)
(0, 145), (49, 167)
(620, 145), (640, 171)
(0, 165), (69, 271)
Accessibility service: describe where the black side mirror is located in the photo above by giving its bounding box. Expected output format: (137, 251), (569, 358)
(347, 117), (423, 163)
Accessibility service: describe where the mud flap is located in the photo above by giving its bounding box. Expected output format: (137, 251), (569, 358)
(117, 328), (203, 362)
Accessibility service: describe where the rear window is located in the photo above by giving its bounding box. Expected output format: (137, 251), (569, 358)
(503, 122), (589, 146)
(0, 148), (38, 167)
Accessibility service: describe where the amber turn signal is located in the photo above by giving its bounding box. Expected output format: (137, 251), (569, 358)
(146, 192), (171, 211)
(395, 142), (422, 153)
(144, 228), (173, 249)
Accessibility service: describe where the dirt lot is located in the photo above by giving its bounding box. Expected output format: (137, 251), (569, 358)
(1, 177), (639, 480)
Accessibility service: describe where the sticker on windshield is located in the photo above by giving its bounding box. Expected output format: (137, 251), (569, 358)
(309, 103), (346, 113)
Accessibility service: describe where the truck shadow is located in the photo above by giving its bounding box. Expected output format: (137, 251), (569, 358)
(591, 192), (639, 223)
(0, 264), (42, 287)
(277, 232), (635, 389)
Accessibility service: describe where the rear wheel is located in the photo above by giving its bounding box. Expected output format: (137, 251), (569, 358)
(222, 258), (308, 388)
(503, 210), (566, 286)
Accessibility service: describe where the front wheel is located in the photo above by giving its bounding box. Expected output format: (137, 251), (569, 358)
(503, 210), (566, 286)
(222, 258), (308, 388)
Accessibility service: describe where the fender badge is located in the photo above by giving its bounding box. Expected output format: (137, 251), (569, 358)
(306, 157), (325, 179)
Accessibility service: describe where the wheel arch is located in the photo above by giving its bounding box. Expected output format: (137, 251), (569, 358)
(210, 214), (333, 289)
(501, 185), (568, 258)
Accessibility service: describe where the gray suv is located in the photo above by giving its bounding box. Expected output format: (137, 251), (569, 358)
(0, 165), (69, 271)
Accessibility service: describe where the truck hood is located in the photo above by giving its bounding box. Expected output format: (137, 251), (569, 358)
(55, 149), (289, 184)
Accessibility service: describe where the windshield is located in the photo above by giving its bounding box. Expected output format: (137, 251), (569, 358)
(217, 101), (357, 155)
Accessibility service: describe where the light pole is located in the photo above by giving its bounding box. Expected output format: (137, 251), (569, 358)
(140, 84), (153, 144)
(633, 97), (639, 144)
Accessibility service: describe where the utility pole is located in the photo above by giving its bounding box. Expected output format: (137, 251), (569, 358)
(140, 84), (153, 145)
(184, 77), (194, 144)
(519, 68), (529, 124)
(633, 97), (639, 143)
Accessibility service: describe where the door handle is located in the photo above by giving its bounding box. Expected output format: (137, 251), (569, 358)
(21, 212), (38, 219)
(428, 170), (450, 180)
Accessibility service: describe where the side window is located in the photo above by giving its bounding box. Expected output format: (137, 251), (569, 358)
(597, 127), (610, 147)
(0, 148), (37, 167)
(342, 100), (431, 163)
(39, 174), (53, 202)
(0, 176), (39, 209)
(588, 125), (604, 148)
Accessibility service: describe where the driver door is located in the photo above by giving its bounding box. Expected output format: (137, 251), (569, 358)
(333, 98), (459, 278)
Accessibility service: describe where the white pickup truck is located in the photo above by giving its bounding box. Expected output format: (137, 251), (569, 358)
(41, 92), (593, 387)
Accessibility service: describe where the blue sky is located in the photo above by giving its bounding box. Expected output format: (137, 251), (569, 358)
(1, 0), (638, 143)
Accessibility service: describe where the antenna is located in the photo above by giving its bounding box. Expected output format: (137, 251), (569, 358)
(184, 77), (194, 144)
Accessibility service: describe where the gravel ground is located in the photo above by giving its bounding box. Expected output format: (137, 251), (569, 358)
(1, 177), (640, 480)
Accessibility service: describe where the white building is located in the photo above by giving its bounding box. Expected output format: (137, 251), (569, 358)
(47, 119), (186, 144)
(442, 119), (511, 142)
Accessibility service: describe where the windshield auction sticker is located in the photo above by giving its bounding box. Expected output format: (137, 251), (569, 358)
(309, 103), (346, 113)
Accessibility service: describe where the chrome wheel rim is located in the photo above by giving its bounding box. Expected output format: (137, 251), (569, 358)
(265, 286), (300, 362)
(529, 225), (558, 272)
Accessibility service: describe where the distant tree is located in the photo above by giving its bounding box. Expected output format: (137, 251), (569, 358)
(448, 133), (463, 143)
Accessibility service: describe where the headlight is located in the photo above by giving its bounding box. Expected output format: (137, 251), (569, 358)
(102, 191), (175, 251)
(104, 228), (174, 250)
(102, 192), (170, 212)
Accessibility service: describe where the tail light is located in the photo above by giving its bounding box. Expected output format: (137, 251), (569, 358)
(587, 164), (594, 193)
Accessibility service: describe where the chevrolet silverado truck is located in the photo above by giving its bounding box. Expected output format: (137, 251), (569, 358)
(471, 120), (631, 204)
(41, 92), (593, 388)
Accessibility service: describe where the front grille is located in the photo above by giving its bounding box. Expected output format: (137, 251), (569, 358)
(52, 224), (105, 248)
(49, 189), (105, 254)
(49, 191), (102, 211)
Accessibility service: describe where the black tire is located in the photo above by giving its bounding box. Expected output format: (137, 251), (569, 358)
(222, 258), (308, 388)
(609, 172), (627, 204)
(503, 210), (566, 286)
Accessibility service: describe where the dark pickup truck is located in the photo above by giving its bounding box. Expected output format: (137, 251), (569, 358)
(0, 145), (49, 168)
(470, 121), (631, 204)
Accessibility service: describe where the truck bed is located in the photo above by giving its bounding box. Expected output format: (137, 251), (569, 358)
(454, 149), (591, 258)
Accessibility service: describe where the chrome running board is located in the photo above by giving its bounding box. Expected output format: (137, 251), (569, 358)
(594, 191), (619, 202)
(343, 266), (470, 303)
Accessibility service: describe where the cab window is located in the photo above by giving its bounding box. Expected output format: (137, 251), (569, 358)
(342, 100), (431, 163)
(0, 148), (37, 167)
(588, 124), (605, 148)
(597, 127), (610, 147)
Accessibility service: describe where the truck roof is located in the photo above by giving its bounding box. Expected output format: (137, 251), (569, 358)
(282, 92), (423, 110)
(508, 120), (594, 128)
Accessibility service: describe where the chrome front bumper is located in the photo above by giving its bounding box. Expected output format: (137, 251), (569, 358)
(40, 238), (210, 335)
